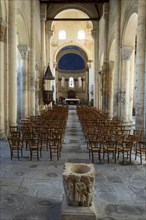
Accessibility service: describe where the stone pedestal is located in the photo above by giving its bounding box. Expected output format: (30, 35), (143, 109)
(61, 163), (96, 219)
(61, 194), (97, 220)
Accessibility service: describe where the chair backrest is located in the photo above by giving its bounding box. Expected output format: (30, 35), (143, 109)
(27, 138), (39, 146)
(122, 140), (133, 149)
(9, 126), (19, 132)
(8, 137), (21, 147)
(133, 129), (143, 139)
(10, 131), (21, 138)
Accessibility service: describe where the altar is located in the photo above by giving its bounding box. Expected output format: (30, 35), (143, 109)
(65, 98), (80, 105)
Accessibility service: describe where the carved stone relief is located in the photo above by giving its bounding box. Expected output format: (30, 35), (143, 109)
(62, 163), (95, 207)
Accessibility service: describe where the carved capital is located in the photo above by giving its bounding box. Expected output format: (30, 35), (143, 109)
(91, 30), (97, 39)
(103, 3), (109, 22)
(17, 45), (30, 59)
(102, 61), (109, 71)
(121, 46), (134, 60)
(0, 18), (7, 42)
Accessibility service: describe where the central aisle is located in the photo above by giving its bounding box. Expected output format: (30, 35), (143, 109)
(62, 109), (89, 162)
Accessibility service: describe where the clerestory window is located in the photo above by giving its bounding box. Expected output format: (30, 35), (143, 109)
(59, 30), (66, 40)
(78, 30), (85, 40)
(69, 77), (74, 88)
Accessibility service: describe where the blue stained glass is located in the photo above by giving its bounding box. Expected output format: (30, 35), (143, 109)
(58, 53), (85, 70)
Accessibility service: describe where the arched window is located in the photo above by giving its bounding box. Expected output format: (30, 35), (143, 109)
(61, 77), (65, 87)
(78, 76), (82, 88)
(59, 30), (66, 40)
(69, 77), (74, 88)
(78, 30), (85, 40)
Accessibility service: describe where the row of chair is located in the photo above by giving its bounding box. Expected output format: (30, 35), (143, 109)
(8, 106), (68, 161)
(77, 106), (146, 164)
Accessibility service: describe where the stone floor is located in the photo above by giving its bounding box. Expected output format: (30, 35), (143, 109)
(0, 109), (146, 220)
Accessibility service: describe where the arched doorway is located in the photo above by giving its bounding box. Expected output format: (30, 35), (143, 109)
(55, 45), (89, 104)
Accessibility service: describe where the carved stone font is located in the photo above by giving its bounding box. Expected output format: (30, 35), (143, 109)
(62, 163), (95, 207)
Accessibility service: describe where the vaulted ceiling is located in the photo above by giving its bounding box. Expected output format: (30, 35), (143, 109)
(40, 0), (109, 21)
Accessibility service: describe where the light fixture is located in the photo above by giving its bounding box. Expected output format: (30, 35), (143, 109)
(43, 64), (55, 80)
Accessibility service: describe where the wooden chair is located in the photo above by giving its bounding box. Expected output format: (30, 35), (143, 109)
(48, 130), (62, 160)
(22, 131), (33, 150)
(135, 141), (146, 164)
(117, 140), (133, 164)
(7, 137), (22, 160)
(133, 129), (143, 139)
(9, 131), (24, 147)
(90, 140), (102, 163)
(104, 140), (117, 163)
(39, 129), (49, 151)
(27, 138), (42, 160)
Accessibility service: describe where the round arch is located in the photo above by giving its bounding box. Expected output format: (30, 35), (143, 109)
(47, 4), (97, 30)
(17, 8), (29, 45)
(122, 13), (138, 47)
(53, 42), (90, 65)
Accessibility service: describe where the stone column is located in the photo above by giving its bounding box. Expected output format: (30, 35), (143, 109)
(103, 3), (109, 62)
(35, 61), (40, 115)
(53, 62), (57, 102)
(102, 62), (109, 112)
(121, 46), (133, 123)
(0, 18), (7, 137)
(92, 26), (99, 108)
(113, 0), (120, 117)
(17, 45), (29, 119)
(47, 30), (54, 91)
(128, 50), (135, 122)
(40, 4), (47, 107)
(102, 3), (109, 112)
(136, 0), (146, 133)
(41, 4), (47, 70)
(29, 0), (36, 116)
(108, 61), (114, 119)
(8, 0), (17, 125)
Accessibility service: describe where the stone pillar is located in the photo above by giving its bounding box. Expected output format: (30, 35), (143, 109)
(102, 3), (109, 112)
(92, 26), (99, 108)
(0, 18), (7, 137)
(8, 0), (17, 125)
(121, 46), (133, 123)
(29, 0), (36, 116)
(103, 3), (109, 62)
(128, 50), (135, 122)
(47, 30), (54, 91)
(108, 61), (114, 119)
(40, 4), (47, 107)
(102, 62), (109, 112)
(35, 61), (40, 115)
(41, 4), (47, 70)
(17, 45), (29, 119)
(113, 0), (120, 117)
(53, 62), (57, 102)
(136, 0), (146, 134)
